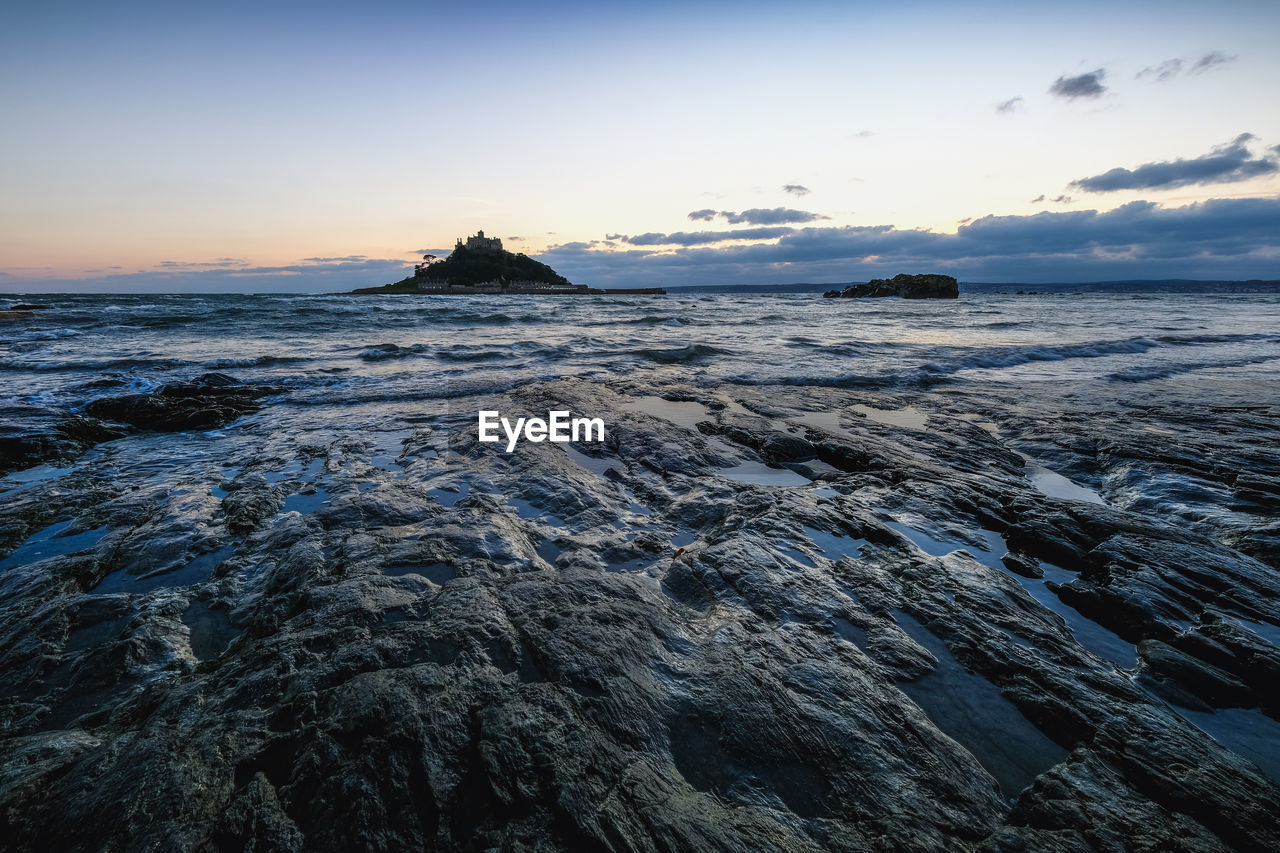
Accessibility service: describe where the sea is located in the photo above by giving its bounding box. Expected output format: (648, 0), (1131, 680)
(2, 289), (1278, 488)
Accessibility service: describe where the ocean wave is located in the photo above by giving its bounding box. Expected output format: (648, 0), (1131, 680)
(810, 341), (901, 357)
(276, 305), (371, 317)
(812, 343), (870, 357)
(125, 310), (254, 327)
(743, 369), (956, 390)
(435, 348), (510, 362)
(358, 343), (430, 361)
(631, 343), (732, 364)
(741, 335), (1222, 389)
(912, 333), (1280, 378)
(1153, 332), (1280, 345)
(920, 337), (1165, 375)
(581, 314), (695, 328)
(0, 351), (306, 372)
(447, 312), (519, 324)
(629, 315), (689, 326)
(1105, 353), (1280, 382)
(0, 356), (192, 372)
(203, 354), (310, 368)
(0, 328), (85, 344)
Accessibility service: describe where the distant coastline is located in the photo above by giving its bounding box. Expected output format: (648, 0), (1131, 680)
(659, 279), (1280, 295)
(3, 279), (1277, 299)
(349, 232), (1278, 300)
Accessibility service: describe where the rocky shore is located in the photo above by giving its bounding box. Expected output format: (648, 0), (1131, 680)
(2, 373), (278, 476)
(2, 369), (1278, 851)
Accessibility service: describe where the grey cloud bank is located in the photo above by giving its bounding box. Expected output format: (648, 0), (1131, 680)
(540, 196), (1280, 287)
(1070, 134), (1278, 192)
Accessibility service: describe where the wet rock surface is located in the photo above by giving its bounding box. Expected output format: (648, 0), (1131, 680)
(83, 372), (278, 433)
(1, 374), (1279, 851)
(0, 408), (126, 475)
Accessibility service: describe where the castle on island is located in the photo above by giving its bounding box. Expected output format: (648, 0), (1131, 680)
(411, 231), (504, 278)
(392, 230), (664, 296)
(456, 230), (503, 253)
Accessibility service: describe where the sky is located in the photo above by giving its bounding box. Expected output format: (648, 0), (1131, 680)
(2, 0), (1279, 292)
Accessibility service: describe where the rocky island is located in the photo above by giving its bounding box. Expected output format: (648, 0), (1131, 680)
(825, 273), (959, 299)
(353, 232), (665, 296)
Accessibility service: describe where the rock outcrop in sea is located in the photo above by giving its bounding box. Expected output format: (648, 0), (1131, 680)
(2, 374), (280, 478)
(83, 373), (278, 433)
(825, 273), (959, 299)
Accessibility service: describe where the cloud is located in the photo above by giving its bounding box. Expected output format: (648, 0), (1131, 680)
(995, 97), (1023, 114)
(783, 184), (810, 196)
(722, 208), (827, 225)
(1030, 194), (1046, 203)
(616, 227), (795, 247)
(1137, 59), (1183, 82)
(850, 130), (874, 139)
(1069, 134), (1278, 192)
(1191, 51), (1235, 74)
(1049, 69), (1106, 100)
(156, 258), (249, 269)
(1138, 52), (1235, 82)
(685, 208), (828, 226)
(1052, 195), (1074, 204)
(535, 196), (1280, 287)
(301, 255), (368, 263)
